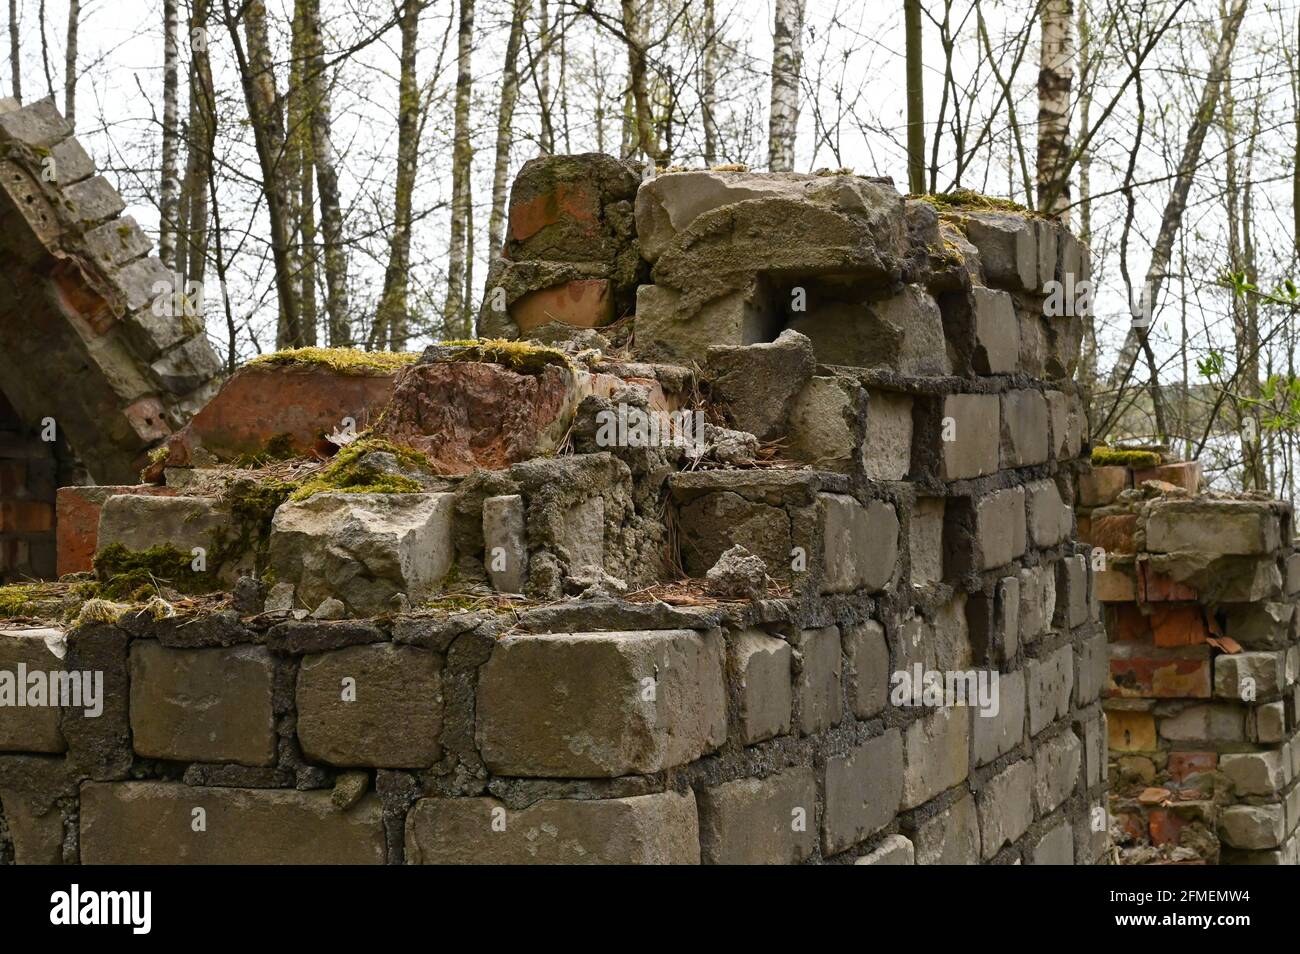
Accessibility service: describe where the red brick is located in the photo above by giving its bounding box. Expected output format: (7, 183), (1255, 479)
(508, 182), (600, 244)
(1076, 514), (1092, 545)
(1109, 644), (1211, 699)
(0, 499), (53, 533)
(1090, 513), (1137, 554)
(1133, 460), (1201, 493)
(1137, 561), (1197, 603)
(1094, 567), (1137, 602)
(1166, 751), (1217, 784)
(161, 363), (400, 470)
(122, 396), (172, 446)
(1078, 465), (1129, 505)
(1148, 809), (1186, 847)
(1150, 604), (1207, 648)
(1106, 604), (1151, 642)
(512, 279), (613, 331)
(56, 484), (177, 576)
(1115, 811), (1147, 843)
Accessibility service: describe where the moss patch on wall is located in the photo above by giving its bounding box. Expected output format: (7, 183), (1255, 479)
(289, 439), (429, 501)
(245, 347), (419, 375)
(1092, 446), (1162, 469)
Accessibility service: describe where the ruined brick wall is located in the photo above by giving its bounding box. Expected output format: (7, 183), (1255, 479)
(3, 161), (1109, 865)
(0, 97), (222, 488)
(1081, 459), (1300, 864)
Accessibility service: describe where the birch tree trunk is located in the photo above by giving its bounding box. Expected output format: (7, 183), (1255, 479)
(488, 0), (526, 259)
(178, 0), (215, 290)
(1106, 0), (1249, 390)
(442, 0), (475, 340)
(904, 0), (924, 193)
(538, 0), (553, 152)
(1036, 0), (1074, 220)
(64, 0), (78, 125)
(9, 0), (20, 103)
(767, 0), (802, 172)
(374, 0), (420, 349)
(620, 0), (659, 161)
(224, 0), (303, 347)
(159, 0), (181, 269)
(303, 0), (350, 345)
(1076, 0), (1097, 407)
(286, 0), (316, 343)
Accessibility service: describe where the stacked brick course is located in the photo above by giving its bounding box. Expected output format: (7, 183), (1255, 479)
(2, 158), (1111, 864)
(1080, 458), (1300, 864)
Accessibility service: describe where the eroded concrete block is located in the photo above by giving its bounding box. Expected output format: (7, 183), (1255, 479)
(476, 629), (726, 777)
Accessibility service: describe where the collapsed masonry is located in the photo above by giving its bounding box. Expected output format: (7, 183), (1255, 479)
(1078, 457), (1300, 864)
(1, 153), (1110, 865)
(0, 97), (223, 583)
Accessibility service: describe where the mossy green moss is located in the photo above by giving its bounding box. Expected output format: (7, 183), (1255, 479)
(914, 188), (1033, 215)
(1091, 447), (1162, 469)
(209, 478), (299, 569)
(92, 543), (219, 599)
(0, 583), (62, 617)
(246, 347), (418, 375)
(290, 438), (428, 501)
(433, 338), (573, 374)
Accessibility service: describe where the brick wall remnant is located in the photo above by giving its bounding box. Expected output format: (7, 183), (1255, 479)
(1080, 455), (1300, 864)
(1, 156), (1115, 865)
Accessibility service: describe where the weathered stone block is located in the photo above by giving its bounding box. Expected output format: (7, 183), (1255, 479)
(1027, 644), (1073, 735)
(267, 491), (455, 617)
(973, 669), (1025, 765)
(793, 625), (843, 735)
(912, 791), (981, 864)
(97, 493), (255, 584)
(854, 833), (915, 865)
(1000, 389), (1050, 468)
(129, 642), (275, 766)
(729, 629), (792, 744)
(1018, 563), (1056, 645)
(978, 759), (1034, 858)
(483, 494), (527, 593)
(1215, 651), (1286, 701)
(902, 707), (970, 809)
(1026, 479), (1070, 548)
(698, 768), (817, 864)
(679, 491), (791, 580)
(940, 393), (1000, 480)
(1219, 804), (1286, 850)
(963, 214), (1037, 290)
(843, 621), (889, 719)
(819, 493), (898, 593)
(708, 329), (817, 442)
(1220, 751), (1287, 798)
(970, 286), (1019, 374)
(862, 389), (913, 480)
(0, 627), (66, 753)
(787, 375), (857, 471)
(909, 497), (945, 585)
(1030, 820), (1074, 864)
(1033, 731), (1081, 813)
(297, 643), (442, 768)
(823, 729), (904, 855)
(1145, 500), (1281, 555)
(476, 629), (726, 777)
(406, 791), (700, 864)
(974, 487), (1027, 569)
(80, 782), (386, 863)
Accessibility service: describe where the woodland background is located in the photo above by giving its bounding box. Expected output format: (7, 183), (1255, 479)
(3, 0), (1298, 501)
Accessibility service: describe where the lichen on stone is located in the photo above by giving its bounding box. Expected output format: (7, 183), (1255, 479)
(245, 347), (419, 375)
